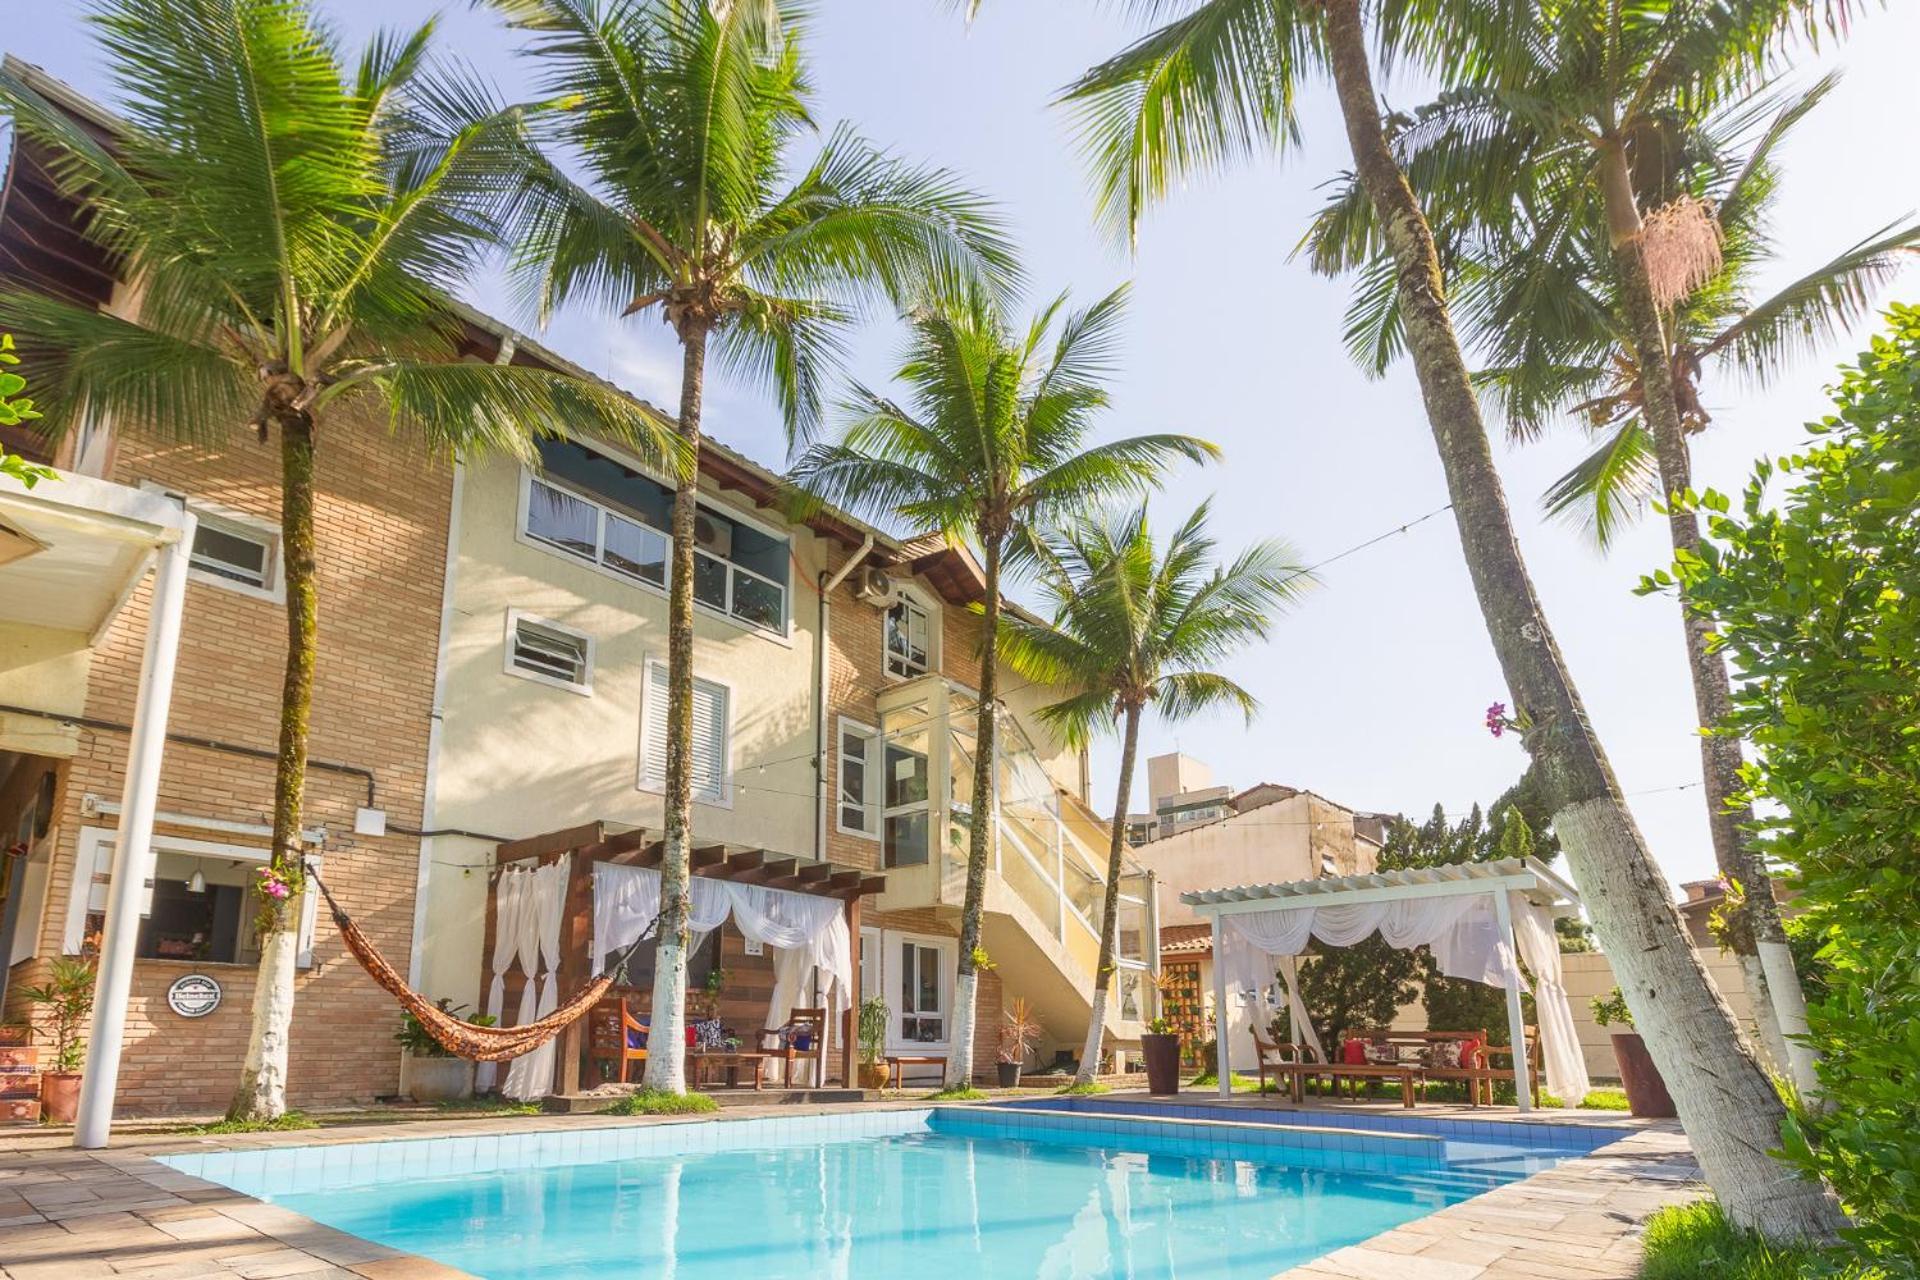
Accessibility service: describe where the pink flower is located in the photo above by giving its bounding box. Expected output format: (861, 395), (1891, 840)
(1485, 701), (1508, 738)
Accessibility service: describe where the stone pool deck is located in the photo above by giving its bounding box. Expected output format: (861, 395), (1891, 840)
(0, 1094), (1702, 1280)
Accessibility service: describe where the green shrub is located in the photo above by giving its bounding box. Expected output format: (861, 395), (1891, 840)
(604, 1088), (718, 1116)
(179, 1111), (319, 1135)
(1662, 305), (1920, 1272)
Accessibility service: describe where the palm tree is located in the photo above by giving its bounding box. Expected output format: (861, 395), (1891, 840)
(1301, 56), (1916, 1096)
(791, 285), (1218, 1089)
(485, 0), (1020, 1092)
(0, 1), (674, 1122)
(1000, 501), (1312, 1085)
(1051, 0), (1843, 1239)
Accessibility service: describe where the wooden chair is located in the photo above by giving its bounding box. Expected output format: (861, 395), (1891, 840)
(1250, 1030), (1323, 1097)
(760, 1007), (829, 1087)
(586, 996), (651, 1085)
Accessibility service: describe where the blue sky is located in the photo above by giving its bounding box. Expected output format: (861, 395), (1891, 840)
(7, 2), (1916, 892)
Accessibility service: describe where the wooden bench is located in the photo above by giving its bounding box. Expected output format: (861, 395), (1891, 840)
(1249, 1032), (1423, 1107)
(886, 1054), (948, 1088)
(1343, 1028), (1543, 1108)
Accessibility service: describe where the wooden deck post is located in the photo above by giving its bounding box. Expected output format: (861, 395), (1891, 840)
(842, 892), (862, 1089)
(556, 849), (593, 1097)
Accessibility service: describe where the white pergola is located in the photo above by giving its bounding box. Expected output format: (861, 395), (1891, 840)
(0, 468), (197, 1148)
(1183, 856), (1586, 1111)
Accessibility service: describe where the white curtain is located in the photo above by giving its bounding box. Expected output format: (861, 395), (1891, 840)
(504, 856), (570, 1101)
(1511, 893), (1590, 1104)
(478, 867), (525, 1091)
(588, 864), (852, 1025)
(1218, 936), (1326, 1070)
(1275, 956), (1323, 1061)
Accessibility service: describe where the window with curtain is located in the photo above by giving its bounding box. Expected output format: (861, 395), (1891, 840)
(899, 940), (945, 1042)
(884, 598), (930, 677)
(639, 660), (731, 804)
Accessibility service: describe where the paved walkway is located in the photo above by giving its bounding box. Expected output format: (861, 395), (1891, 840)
(0, 1095), (1701, 1280)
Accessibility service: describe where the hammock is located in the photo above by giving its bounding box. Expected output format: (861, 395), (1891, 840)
(305, 859), (643, 1063)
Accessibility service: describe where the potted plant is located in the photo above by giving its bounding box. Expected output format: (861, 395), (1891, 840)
(22, 956), (95, 1124)
(1591, 987), (1675, 1118)
(696, 965), (728, 1019)
(997, 998), (1040, 1088)
(1141, 1016), (1181, 1095)
(395, 1000), (495, 1103)
(856, 996), (890, 1091)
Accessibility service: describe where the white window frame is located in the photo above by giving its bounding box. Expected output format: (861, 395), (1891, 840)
(502, 609), (594, 696)
(887, 930), (955, 1051)
(64, 828), (319, 967)
(637, 656), (734, 808)
(883, 590), (937, 680)
(141, 482), (284, 603)
(835, 717), (880, 840)
(514, 457), (793, 643)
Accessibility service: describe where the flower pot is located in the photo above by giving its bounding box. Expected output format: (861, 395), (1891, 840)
(40, 1072), (82, 1124)
(1609, 1032), (1676, 1118)
(401, 1055), (475, 1104)
(857, 1061), (891, 1091)
(996, 1062), (1022, 1089)
(1141, 1034), (1181, 1095)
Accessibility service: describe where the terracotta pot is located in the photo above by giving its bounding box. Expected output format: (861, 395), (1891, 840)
(1141, 1034), (1181, 1095)
(856, 1061), (890, 1091)
(996, 1062), (1021, 1089)
(1610, 1032), (1676, 1118)
(40, 1072), (82, 1125)
(401, 1055), (475, 1104)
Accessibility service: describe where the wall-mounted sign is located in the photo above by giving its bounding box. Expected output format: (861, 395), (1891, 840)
(166, 973), (222, 1019)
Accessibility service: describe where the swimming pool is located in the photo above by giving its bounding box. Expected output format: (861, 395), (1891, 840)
(159, 1104), (1617, 1279)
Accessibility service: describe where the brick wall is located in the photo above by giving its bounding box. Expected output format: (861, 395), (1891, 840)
(9, 410), (450, 1116)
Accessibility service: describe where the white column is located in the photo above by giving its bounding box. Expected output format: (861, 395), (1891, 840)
(1492, 888), (1533, 1113)
(74, 518), (195, 1149)
(1209, 911), (1230, 1099)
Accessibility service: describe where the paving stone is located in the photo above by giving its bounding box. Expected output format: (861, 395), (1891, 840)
(1311, 1245), (1483, 1280)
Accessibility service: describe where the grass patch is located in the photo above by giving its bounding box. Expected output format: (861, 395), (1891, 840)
(1056, 1081), (1109, 1096)
(604, 1088), (718, 1117)
(175, 1111), (319, 1136)
(1578, 1087), (1631, 1111)
(435, 1097), (542, 1115)
(925, 1085), (989, 1102)
(1187, 1071), (1267, 1093)
(1640, 1202), (1884, 1280)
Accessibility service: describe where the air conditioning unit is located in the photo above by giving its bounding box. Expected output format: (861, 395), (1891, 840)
(852, 566), (897, 606)
(692, 511), (733, 558)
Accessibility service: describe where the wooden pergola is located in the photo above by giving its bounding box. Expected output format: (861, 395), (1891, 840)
(483, 822), (885, 1094)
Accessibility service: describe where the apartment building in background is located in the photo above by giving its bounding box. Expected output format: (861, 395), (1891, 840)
(0, 60), (1151, 1114)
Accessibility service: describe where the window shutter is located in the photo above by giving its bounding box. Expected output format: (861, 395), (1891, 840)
(690, 679), (729, 802)
(641, 662), (670, 788)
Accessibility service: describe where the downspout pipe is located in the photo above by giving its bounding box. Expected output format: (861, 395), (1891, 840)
(815, 534), (874, 860)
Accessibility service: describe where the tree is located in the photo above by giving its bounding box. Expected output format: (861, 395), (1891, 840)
(0, 333), (54, 488)
(1052, 0), (1843, 1239)
(1660, 306), (1920, 1270)
(487, 0), (1019, 1091)
(792, 286), (1216, 1087)
(1304, 54), (1918, 1094)
(0, 1), (674, 1121)
(999, 500), (1311, 1085)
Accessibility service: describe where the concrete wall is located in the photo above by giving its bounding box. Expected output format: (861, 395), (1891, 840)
(1561, 948), (1759, 1084)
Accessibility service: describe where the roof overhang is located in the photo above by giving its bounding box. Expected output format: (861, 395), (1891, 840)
(0, 468), (192, 642)
(1180, 856), (1583, 918)
(495, 821), (887, 900)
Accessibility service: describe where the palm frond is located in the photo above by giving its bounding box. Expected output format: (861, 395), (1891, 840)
(1540, 420), (1658, 549)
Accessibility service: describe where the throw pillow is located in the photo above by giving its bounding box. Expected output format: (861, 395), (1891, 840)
(1425, 1040), (1461, 1069)
(693, 1017), (729, 1052)
(1362, 1039), (1398, 1065)
(1341, 1038), (1368, 1065)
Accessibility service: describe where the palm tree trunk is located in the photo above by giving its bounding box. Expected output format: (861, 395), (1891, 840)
(228, 410), (317, 1123)
(1320, 0), (1842, 1241)
(947, 532), (1004, 1090)
(1596, 143), (1816, 1093)
(643, 327), (708, 1095)
(1075, 701), (1142, 1086)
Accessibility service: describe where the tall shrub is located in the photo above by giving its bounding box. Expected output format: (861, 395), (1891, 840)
(1662, 304), (1920, 1268)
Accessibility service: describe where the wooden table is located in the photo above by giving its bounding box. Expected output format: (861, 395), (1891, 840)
(1268, 1061), (1425, 1108)
(692, 1051), (770, 1091)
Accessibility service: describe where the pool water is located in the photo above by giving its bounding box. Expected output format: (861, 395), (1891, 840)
(162, 1107), (1613, 1280)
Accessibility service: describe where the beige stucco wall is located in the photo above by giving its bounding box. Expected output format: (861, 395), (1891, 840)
(1136, 793), (1325, 927)
(1562, 947), (1759, 1084)
(418, 454), (838, 1008)
(0, 623), (91, 753)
